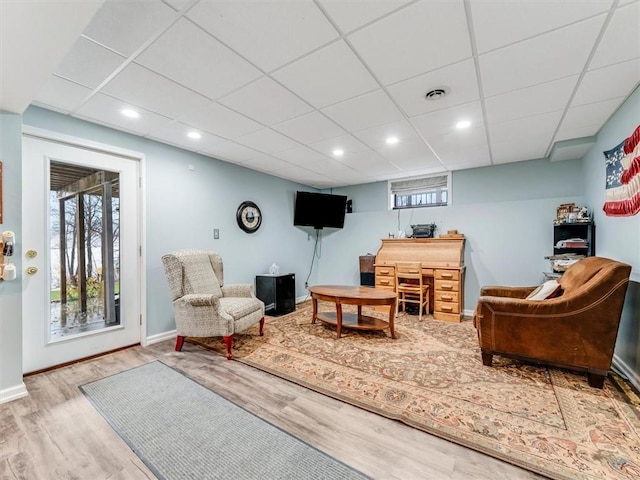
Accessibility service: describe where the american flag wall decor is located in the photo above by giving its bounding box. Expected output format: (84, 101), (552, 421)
(603, 124), (640, 217)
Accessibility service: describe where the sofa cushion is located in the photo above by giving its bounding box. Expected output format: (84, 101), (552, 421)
(219, 297), (262, 320)
(526, 280), (562, 301)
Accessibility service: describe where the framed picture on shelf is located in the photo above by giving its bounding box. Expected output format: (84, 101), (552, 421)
(554, 203), (575, 224)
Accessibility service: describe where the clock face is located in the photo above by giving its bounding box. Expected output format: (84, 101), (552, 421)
(236, 201), (262, 233)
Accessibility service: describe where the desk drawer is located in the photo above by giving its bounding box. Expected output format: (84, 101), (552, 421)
(435, 291), (459, 303)
(434, 269), (459, 281)
(375, 266), (395, 277)
(375, 277), (395, 288)
(435, 301), (460, 314)
(435, 279), (459, 292)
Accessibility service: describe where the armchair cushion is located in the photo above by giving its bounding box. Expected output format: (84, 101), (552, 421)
(219, 297), (263, 321)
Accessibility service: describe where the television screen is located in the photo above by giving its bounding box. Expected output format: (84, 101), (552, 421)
(294, 191), (348, 229)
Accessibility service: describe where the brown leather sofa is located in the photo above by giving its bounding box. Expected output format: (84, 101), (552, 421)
(474, 256), (632, 388)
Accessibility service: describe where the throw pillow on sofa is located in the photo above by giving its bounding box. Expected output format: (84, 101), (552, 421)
(526, 280), (562, 301)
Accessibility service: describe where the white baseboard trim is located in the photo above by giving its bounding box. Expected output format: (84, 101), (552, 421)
(296, 295), (311, 304)
(612, 354), (640, 391)
(0, 382), (29, 404)
(463, 308), (475, 318)
(146, 329), (177, 346)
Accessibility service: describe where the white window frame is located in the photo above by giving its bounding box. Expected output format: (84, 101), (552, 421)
(388, 173), (451, 210)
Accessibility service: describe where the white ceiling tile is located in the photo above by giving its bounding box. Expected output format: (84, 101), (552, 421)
(479, 15), (606, 97)
(74, 93), (171, 135)
(491, 138), (551, 164)
(375, 139), (441, 170)
(321, 89), (404, 132)
(54, 37), (125, 89)
(555, 97), (624, 140)
(489, 110), (562, 145)
(471, 0), (613, 54)
(318, 0), (411, 34)
(336, 150), (401, 176)
(218, 76), (313, 126)
(32, 76), (92, 113)
(373, 165), (447, 182)
(446, 155), (492, 171)
(305, 158), (366, 182)
(136, 18), (261, 100)
(147, 121), (226, 152)
(273, 111), (346, 144)
(272, 146), (330, 165)
(411, 101), (484, 139)
(187, 1), (339, 72)
(424, 128), (490, 167)
(198, 140), (261, 163)
(272, 40), (379, 108)
(101, 63), (210, 118)
(348, 1), (471, 85)
(573, 58), (640, 107)
(590, 2), (640, 69)
(234, 128), (301, 154)
(484, 76), (578, 125)
(309, 134), (369, 157)
(353, 119), (420, 149)
(180, 102), (263, 139)
(162, 0), (191, 12)
(82, 0), (177, 56)
(387, 59), (479, 117)
(276, 165), (336, 188)
(241, 154), (293, 174)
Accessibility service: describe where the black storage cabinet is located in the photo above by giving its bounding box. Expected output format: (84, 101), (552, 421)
(255, 273), (296, 316)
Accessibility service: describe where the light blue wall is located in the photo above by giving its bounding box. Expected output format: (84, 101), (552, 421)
(581, 85), (640, 375)
(0, 113), (23, 394)
(323, 158), (585, 311)
(22, 106), (318, 336)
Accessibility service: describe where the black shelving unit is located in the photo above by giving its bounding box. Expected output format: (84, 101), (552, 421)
(255, 273), (295, 316)
(553, 222), (596, 257)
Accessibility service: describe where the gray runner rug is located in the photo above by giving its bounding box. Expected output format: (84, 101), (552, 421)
(81, 361), (369, 480)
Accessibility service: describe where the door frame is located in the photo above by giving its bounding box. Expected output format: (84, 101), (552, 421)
(22, 125), (147, 354)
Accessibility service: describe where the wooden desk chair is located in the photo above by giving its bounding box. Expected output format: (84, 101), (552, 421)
(395, 262), (429, 321)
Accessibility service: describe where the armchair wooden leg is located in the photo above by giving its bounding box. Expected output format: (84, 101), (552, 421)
(481, 352), (493, 366)
(223, 335), (233, 360)
(175, 335), (185, 352)
(587, 372), (606, 389)
(259, 317), (265, 336)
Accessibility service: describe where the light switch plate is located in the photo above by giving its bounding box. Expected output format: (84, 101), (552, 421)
(213, 229), (219, 239)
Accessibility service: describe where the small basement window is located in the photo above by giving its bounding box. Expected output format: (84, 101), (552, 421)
(389, 174), (449, 210)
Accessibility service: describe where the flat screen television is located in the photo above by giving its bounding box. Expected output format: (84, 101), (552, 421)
(294, 191), (348, 229)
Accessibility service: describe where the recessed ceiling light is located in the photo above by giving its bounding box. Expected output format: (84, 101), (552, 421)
(332, 149), (344, 157)
(187, 131), (202, 140)
(121, 108), (139, 118)
(456, 120), (471, 129)
(386, 136), (399, 145)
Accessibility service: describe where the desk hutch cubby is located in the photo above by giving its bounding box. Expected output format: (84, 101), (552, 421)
(374, 237), (466, 322)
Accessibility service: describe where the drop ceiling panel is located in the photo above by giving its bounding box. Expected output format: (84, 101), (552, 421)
(411, 101), (484, 139)
(276, 165), (336, 188)
(479, 15), (606, 98)
(198, 140), (261, 163)
(387, 59), (479, 118)
(590, 2), (640, 69)
(147, 121), (226, 152)
(353, 119), (421, 150)
(425, 130), (491, 168)
(187, 1), (339, 72)
(241, 154), (293, 174)
(484, 76), (578, 125)
(375, 139), (440, 170)
(180, 102), (263, 139)
(488, 111), (563, 155)
(53, 37), (125, 89)
(272, 40), (379, 109)
(82, 0), (177, 56)
(272, 146), (330, 166)
(321, 89), (404, 132)
(556, 97), (625, 141)
(101, 63), (210, 119)
(491, 137), (551, 164)
(218, 77), (313, 126)
(336, 150), (401, 175)
(309, 134), (370, 157)
(273, 111), (346, 145)
(74, 93), (171, 135)
(348, 1), (471, 85)
(470, 0), (613, 54)
(234, 128), (301, 154)
(572, 58), (640, 107)
(135, 18), (262, 100)
(317, 0), (412, 34)
(33, 76), (92, 113)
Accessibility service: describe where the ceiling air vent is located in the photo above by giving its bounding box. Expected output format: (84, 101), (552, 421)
(425, 88), (446, 100)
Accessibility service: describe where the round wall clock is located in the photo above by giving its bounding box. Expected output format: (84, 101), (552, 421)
(236, 201), (262, 234)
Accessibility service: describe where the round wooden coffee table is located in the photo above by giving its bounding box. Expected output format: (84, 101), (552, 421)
(308, 285), (397, 339)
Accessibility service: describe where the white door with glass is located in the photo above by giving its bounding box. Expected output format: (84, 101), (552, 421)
(22, 133), (142, 373)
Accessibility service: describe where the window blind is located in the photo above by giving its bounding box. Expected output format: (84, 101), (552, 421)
(390, 175), (448, 196)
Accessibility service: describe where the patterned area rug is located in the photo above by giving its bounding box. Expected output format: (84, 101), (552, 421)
(187, 302), (640, 480)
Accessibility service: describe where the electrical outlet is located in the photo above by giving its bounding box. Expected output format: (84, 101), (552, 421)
(213, 229), (219, 239)
(305, 281), (309, 288)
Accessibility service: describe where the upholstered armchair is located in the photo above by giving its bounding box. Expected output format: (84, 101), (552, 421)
(474, 256), (632, 388)
(162, 250), (265, 360)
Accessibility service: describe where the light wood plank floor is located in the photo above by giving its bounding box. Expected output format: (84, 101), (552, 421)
(0, 340), (548, 480)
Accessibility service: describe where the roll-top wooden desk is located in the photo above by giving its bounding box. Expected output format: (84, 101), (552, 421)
(374, 237), (465, 322)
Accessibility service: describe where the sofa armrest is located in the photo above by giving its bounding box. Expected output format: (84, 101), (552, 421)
(222, 284), (254, 298)
(479, 285), (536, 299)
(179, 294), (221, 307)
